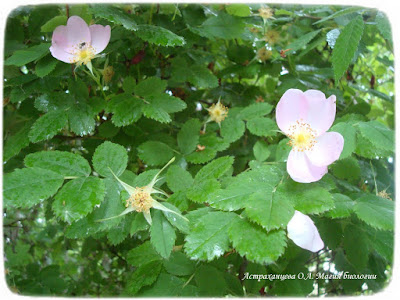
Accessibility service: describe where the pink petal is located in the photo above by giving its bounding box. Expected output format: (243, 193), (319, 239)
(49, 44), (76, 64)
(276, 89), (336, 136)
(287, 210), (324, 252)
(287, 150), (328, 183)
(65, 16), (91, 53)
(303, 90), (336, 136)
(276, 89), (308, 134)
(51, 25), (69, 52)
(89, 25), (111, 54)
(307, 132), (344, 167)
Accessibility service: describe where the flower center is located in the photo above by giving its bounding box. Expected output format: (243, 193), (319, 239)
(287, 119), (317, 152)
(209, 102), (228, 123)
(70, 42), (96, 65)
(126, 187), (153, 213)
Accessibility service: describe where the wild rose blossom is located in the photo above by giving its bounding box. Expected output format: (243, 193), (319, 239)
(287, 210), (324, 252)
(98, 157), (187, 225)
(50, 16), (111, 68)
(276, 89), (344, 183)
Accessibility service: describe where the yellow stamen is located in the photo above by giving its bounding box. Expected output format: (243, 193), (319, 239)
(287, 119), (317, 152)
(208, 101), (228, 124)
(126, 187), (153, 213)
(70, 42), (96, 66)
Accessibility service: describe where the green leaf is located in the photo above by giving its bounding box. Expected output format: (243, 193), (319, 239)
(35, 55), (58, 77)
(276, 181), (334, 214)
(126, 241), (162, 266)
(29, 110), (68, 143)
(122, 76), (136, 93)
(3, 120), (33, 161)
(138, 273), (185, 296)
(229, 217), (287, 264)
(184, 211), (236, 260)
(24, 150), (91, 177)
(287, 30), (321, 54)
(195, 265), (228, 296)
(166, 165), (194, 193)
(161, 202), (189, 234)
(136, 24), (185, 47)
(225, 4), (251, 17)
(106, 94), (143, 126)
(220, 116), (245, 143)
(331, 157), (360, 180)
(134, 77), (167, 97)
(343, 225), (369, 269)
(356, 120), (394, 152)
(92, 141), (128, 177)
(330, 122), (356, 159)
(130, 213), (150, 235)
(68, 102), (95, 136)
(4, 167), (64, 208)
(40, 15), (67, 32)
(90, 5), (138, 31)
(194, 156), (234, 182)
(192, 12), (245, 40)
(237, 102), (273, 120)
(313, 7), (362, 25)
(125, 260), (162, 295)
(186, 178), (220, 203)
(253, 140), (270, 161)
(244, 190), (295, 231)
(53, 177), (105, 223)
(163, 251), (195, 276)
(5, 43), (50, 67)
(137, 141), (174, 166)
(353, 195), (394, 231)
(376, 12), (392, 42)
(325, 193), (355, 218)
(247, 117), (278, 137)
(177, 119), (202, 155)
(142, 94), (187, 123)
(332, 16), (364, 85)
(185, 148), (217, 164)
(150, 210), (177, 259)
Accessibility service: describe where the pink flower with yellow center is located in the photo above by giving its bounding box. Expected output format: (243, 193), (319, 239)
(276, 89), (344, 183)
(50, 16), (111, 67)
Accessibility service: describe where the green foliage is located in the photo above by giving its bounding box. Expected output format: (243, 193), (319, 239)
(3, 3), (394, 297)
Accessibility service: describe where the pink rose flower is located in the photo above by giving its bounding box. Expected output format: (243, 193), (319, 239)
(50, 16), (111, 66)
(287, 210), (324, 252)
(276, 89), (344, 183)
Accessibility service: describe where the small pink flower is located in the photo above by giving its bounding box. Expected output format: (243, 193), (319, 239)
(50, 16), (111, 66)
(287, 210), (324, 252)
(276, 89), (344, 183)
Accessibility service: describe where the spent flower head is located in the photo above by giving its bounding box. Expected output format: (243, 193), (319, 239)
(98, 157), (187, 225)
(257, 48), (272, 62)
(207, 99), (228, 125)
(50, 16), (111, 72)
(258, 7), (274, 19)
(276, 89), (344, 183)
(263, 30), (280, 45)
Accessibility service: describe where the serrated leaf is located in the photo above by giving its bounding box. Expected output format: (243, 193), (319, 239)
(332, 16), (364, 85)
(313, 7), (362, 25)
(150, 210), (177, 259)
(184, 211), (236, 261)
(68, 102), (95, 136)
(375, 12), (392, 41)
(137, 141), (174, 166)
(194, 156), (234, 182)
(4, 167), (64, 208)
(229, 217), (287, 264)
(163, 251), (195, 276)
(330, 122), (356, 159)
(138, 273), (185, 297)
(237, 102), (273, 120)
(130, 212), (149, 235)
(5, 43), (50, 67)
(166, 165), (193, 193)
(343, 225), (369, 269)
(177, 118), (202, 155)
(185, 148), (217, 164)
(331, 157), (360, 180)
(353, 195), (394, 230)
(356, 120), (394, 152)
(253, 140), (270, 161)
(136, 24), (185, 47)
(142, 94), (187, 123)
(134, 77), (167, 97)
(53, 176), (105, 223)
(161, 202), (189, 234)
(35, 55), (58, 77)
(325, 193), (355, 218)
(195, 265), (228, 296)
(107, 216), (131, 245)
(90, 5), (137, 31)
(125, 260), (162, 295)
(186, 178), (220, 203)
(3, 120), (33, 161)
(244, 190), (295, 231)
(287, 30), (321, 54)
(40, 15), (67, 32)
(92, 141), (128, 177)
(126, 241), (162, 266)
(220, 116), (245, 143)
(29, 110), (68, 143)
(24, 150), (91, 177)
(106, 94), (143, 127)
(225, 4), (251, 17)
(247, 117), (278, 137)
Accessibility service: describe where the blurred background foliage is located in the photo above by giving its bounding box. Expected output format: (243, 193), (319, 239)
(3, 3), (394, 296)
